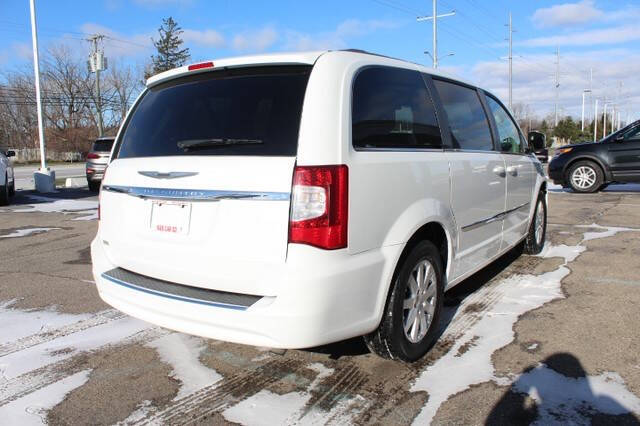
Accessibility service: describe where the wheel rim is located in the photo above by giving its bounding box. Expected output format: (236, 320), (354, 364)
(571, 166), (596, 189)
(535, 200), (545, 246)
(403, 259), (437, 343)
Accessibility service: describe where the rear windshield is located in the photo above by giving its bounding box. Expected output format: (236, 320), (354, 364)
(92, 140), (114, 152)
(115, 66), (311, 158)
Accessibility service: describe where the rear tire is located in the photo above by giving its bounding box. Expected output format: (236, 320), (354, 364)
(8, 179), (15, 196)
(524, 192), (547, 255)
(364, 240), (444, 362)
(0, 174), (9, 206)
(567, 161), (602, 193)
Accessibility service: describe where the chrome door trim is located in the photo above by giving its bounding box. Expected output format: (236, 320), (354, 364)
(102, 185), (290, 202)
(461, 202), (530, 232)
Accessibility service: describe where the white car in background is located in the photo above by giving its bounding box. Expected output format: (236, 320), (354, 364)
(92, 50), (547, 362)
(0, 149), (16, 206)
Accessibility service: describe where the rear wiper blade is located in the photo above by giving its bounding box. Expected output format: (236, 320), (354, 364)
(177, 138), (263, 150)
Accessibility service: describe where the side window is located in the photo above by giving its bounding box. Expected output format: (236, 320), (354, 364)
(623, 126), (640, 141)
(352, 67), (442, 149)
(485, 96), (523, 153)
(432, 80), (493, 151)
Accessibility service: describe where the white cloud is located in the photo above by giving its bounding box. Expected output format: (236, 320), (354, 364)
(520, 25), (640, 47)
(532, 0), (603, 28)
(231, 27), (278, 52)
(12, 42), (33, 61)
(182, 29), (225, 47)
(284, 18), (400, 51)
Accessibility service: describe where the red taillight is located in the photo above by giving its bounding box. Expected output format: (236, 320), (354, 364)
(289, 165), (348, 250)
(188, 61), (214, 71)
(87, 153), (100, 159)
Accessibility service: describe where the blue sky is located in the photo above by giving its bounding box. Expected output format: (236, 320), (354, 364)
(1, 0), (640, 121)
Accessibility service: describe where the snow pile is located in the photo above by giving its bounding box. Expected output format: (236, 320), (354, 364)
(0, 228), (60, 239)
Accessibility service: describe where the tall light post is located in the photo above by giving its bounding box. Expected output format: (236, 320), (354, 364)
(424, 51), (454, 66)
(593, 99), (598, 142)
(29, 0), (55, 192)
(581, 89), (591, 132)
(417, 0), (455, 69)
(603, 103), (609, 137)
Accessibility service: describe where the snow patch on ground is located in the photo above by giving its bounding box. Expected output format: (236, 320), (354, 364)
(0, 370), (90, 425)
(223, 362), (364, 425)
(147, 333), (222, 400)
(576, 223), (637, 242)
(14, 195), (98, 216)
(410, 225), (640, 424)
(70, 210), (98, 221)
(514, 365), (640, 425)
(0, 315), (150, 379)
(0, 228), (61, 239)
(0, 300), (91, 345)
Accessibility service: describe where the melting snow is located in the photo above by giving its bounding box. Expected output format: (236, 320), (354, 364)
(410, 225), (640, 424)
(514, 366), (640, 425)
(147, 333), (222, 399)
(13, 195), (97, 215)
(577, 223), (637, 242)
(0, 370), (90, 425)
(0, 228), (60, 239)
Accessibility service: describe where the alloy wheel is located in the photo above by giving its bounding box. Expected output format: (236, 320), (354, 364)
(403, 259), (438, 343)
(571, 166), (596, 190)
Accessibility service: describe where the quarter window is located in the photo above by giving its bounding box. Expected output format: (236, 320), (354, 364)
(352, 67), (442, 149)
(433, 80), (493, 151)
(485, 96), (523, 153)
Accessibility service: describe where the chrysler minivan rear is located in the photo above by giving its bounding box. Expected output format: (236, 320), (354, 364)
(91, 53), (388, 348)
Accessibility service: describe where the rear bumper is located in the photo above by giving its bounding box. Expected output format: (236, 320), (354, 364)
(86, 162), (107, 181)
(91, 237), (397, 348)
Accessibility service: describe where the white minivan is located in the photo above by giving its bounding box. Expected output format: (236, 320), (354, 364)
(92, 50), (547, 362)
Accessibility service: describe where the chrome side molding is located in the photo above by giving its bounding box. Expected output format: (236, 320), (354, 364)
(102, 185), (290, 202)
(462, 202), (530, 232)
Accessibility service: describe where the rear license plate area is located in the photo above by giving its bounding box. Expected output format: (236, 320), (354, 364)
(150, 201), (191, 235)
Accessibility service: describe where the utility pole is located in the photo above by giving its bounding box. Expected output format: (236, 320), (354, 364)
(87, 35), (107, 137)
(506, 12), (514, 110)
(593, 99), (598, 142)
(603, 102), (608, 137)
(29, 0), (55, 192)
(554, 46), (560, 127)
(417, 0), (455, 69)
(581, 89), (591, 131)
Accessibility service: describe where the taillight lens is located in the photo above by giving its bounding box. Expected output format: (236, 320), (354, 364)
(289, 165), (348, 250)
(87, 153), (100, 159)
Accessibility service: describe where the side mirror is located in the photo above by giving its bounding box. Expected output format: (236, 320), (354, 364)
(528, 131), (545, 151)
(6, 150), (15, 157)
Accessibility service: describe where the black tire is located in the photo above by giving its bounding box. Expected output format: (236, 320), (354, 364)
(567, 160), (603, 193)
(0, 174), (9, 206)
(364, 240), (444, 362)
(88, 180), (101, 192)
(8, 179), (15, 197)
(524, 192), (547, 255)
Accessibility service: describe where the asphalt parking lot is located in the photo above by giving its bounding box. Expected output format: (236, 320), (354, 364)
(1, 184), (639, 425)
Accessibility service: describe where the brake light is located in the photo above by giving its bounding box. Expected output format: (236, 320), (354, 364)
(289, 165), (348, 250)
(188, 61), (214, 71)
(87, 153), (100, 159)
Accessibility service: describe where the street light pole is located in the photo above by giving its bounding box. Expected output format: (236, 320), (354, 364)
(29, 0), (55, 192)
(581, 89), (591, 132)
(593, 99), (598, 142)
(417, 0), (455, 69)
(603, 103), (608, 137)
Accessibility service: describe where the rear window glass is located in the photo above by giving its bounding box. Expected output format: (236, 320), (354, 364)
(92, 140), (114, 152)
(116, 66), (311, 158)
(352, 66), (442, 149)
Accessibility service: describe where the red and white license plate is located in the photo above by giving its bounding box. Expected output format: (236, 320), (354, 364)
(150, 201), (191, 235)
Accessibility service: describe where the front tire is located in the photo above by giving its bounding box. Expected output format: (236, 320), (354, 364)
(567, 161), (602, 193)
(88, 180), (101, 192)
(364, 240), (444, 362)
(524, 192), (547, 255)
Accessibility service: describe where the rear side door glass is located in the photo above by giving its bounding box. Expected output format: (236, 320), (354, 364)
(432, 80), (493, 151)
(485, 96), (523, 154)
(352, 66), (442, 149)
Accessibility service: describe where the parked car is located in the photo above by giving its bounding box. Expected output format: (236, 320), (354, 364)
(0, 149), (15, 206)
(86, 136), (115, 192)
(549, 119), (640, 192)
(91, 50), (547, 362)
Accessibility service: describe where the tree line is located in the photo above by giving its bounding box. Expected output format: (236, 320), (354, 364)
(0, 17), (190, 155)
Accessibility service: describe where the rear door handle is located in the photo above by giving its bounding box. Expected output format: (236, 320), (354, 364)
(506, 166), (518, 176)
(493, 166), (506, 177)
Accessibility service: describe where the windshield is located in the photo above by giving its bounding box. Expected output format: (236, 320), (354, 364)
(115, 66), (311, 158)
